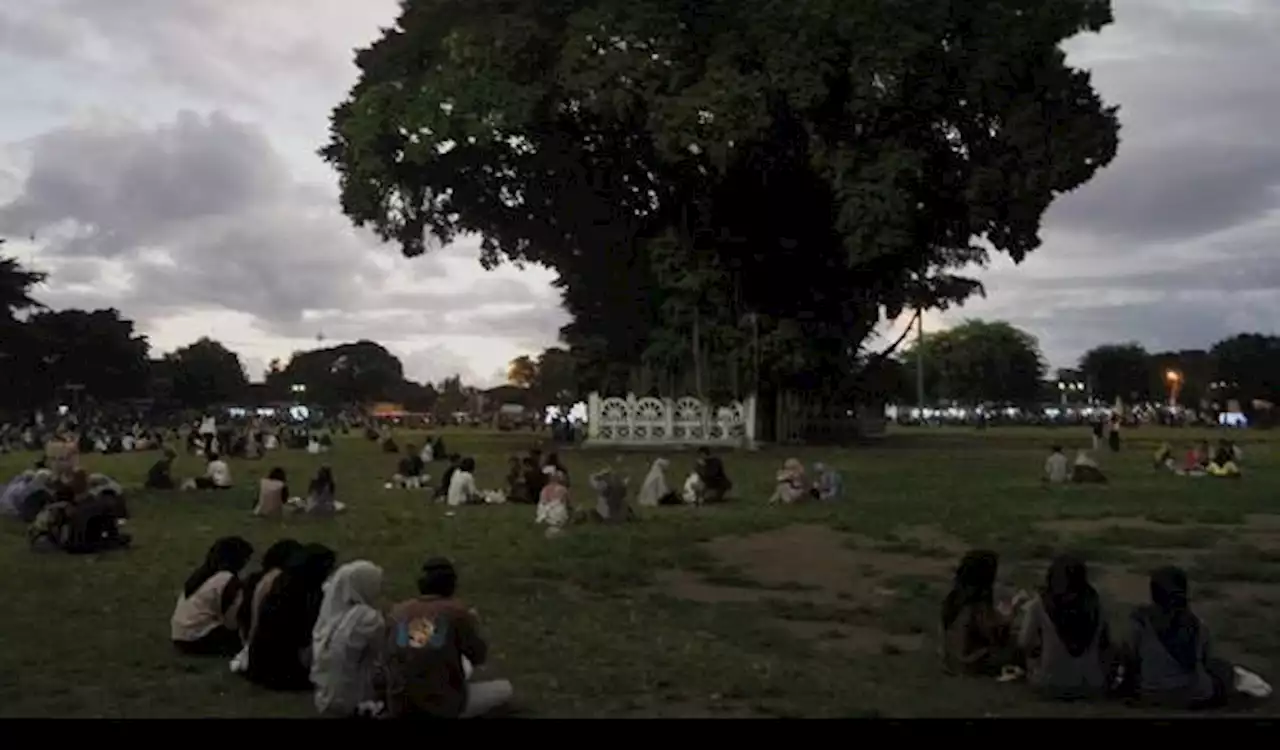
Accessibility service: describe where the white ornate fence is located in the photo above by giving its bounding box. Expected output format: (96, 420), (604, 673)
(585, 392), (756, 447)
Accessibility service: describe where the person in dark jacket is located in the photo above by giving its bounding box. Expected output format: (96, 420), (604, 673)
(244, 543), (337, 691)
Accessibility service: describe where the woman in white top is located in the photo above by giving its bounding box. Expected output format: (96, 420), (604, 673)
(447, 457), (483, 507)
(194, 453), (233, 490)
(172, 536), (254, 656)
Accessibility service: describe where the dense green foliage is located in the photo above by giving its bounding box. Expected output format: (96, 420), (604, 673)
(322, 0), (1121, 397)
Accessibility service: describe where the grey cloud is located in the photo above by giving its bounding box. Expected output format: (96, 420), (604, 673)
(1041, 1), (1280, 245)
(0, 111), (566, 361)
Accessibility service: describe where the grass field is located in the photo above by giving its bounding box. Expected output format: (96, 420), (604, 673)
(1, 425), (1277, 718)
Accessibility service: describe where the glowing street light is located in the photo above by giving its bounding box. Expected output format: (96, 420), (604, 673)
(1165, 370), (1182, 407)
(291, 383), (307, 396)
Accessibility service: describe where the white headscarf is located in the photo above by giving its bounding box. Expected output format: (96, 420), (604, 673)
(311, 560), (386, 715)
(637, 458), (670, 507)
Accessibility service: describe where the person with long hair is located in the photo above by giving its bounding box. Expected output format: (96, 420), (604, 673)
(171, 537), (255, 656)
(305, 465), (343, 514)
(941, 550), (1023, 675)
(245, 544), (338, 691)
(1019, 555), (1113, 699)
(311, 560), (386, 716)
(232, 539), (304, 673)
(1120, 566), (1269, 707)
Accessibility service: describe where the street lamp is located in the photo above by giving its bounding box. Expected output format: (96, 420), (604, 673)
(291, 383), (307, 397)
(1165, 370), (1182, 407)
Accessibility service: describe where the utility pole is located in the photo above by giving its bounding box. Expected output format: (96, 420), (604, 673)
(915, 310), (925, 414)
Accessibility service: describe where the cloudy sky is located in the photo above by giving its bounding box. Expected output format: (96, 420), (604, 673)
(0, 0), (1276, 386)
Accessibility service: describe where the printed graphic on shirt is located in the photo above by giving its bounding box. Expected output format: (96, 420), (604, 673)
(397, 616), (449, 649)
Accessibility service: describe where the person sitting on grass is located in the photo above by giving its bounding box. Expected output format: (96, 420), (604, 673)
(1019, 555), (1115, 700)
(232, 539), (303, 674)
(420, 440), (436, 465)
(1182, 441), (1211, 475)
(383, 558), (514, 719)
(1153, 442), (1175, 471)
(1043, 445), (1069, 484)
(381, 429), (399, 454)
(638, 458), (679, 507)
(254, 467), (289, 517)
(189, 453), (233, 491)
(1207, 440), (1242, 478)
(145, 448), (178, 490)
(304, 466), (344, 515)
(588, 465), (633, 523)
(505, 455), (528, 504)
(244, 543), (337, 691)
(434, 454), (462, 500)
(767, 458), (808, 505)
(171, 536), (255, 657)
(941, 550), (1028, 676)
(811, 462), (843, 501)
(393, 445), (428, 489)
(694, 447), (732, 503)
(447, 457), (484, 507)
(311, 560), (387, 717)
(536, 470), (571, 538)
(1070, 451), (1107, 484)
(542, 451), (569, 487)
(1117, 566), (1271, 708)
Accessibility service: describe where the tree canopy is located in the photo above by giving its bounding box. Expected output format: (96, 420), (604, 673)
(1079, 343), (1152, 403)
(901, 319), (1045, 404)
(164, 337), (251, 409)
(323, 0), (1120, 399)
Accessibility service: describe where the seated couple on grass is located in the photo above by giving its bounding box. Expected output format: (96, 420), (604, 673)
(170, 538), (513, 718)
(941, 551), (1271, 709)
(255, 466), (344, 517)
(767, 457), (842, 504)
(536, 466), (634, 538)
(1043, 447), (1108, 485)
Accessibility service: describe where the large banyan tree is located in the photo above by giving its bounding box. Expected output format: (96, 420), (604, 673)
(323, 0), (1119, 411)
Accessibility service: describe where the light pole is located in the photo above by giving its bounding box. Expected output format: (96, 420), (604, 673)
(1165, 370), (1182, 408)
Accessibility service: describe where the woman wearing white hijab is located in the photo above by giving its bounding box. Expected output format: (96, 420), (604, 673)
(311, 560), (387, 717)
(637, 459), (676, 507)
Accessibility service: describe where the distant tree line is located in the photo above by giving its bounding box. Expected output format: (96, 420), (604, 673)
(0, 240), (556, 417)
(886, 318), (1280, 411)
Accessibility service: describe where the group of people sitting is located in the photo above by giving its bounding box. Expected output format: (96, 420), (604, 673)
(0, 462), (131, 554)
(626, 448), (737, 507)
(942, 550), (1271, 707)
(171, 537), (512, 718)
(1043, 446), (1109, 485)
(767, 458), (842, 504)
(1154, 439), (1243, 478)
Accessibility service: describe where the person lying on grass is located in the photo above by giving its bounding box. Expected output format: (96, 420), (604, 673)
(1117, 566), (1270, 707)
(172, 536), (254, 657)
(383, 558), (513, 719)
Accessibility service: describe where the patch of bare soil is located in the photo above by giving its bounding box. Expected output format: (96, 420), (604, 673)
(704, 524), (953, 598)
(651, 524), (953, 656)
